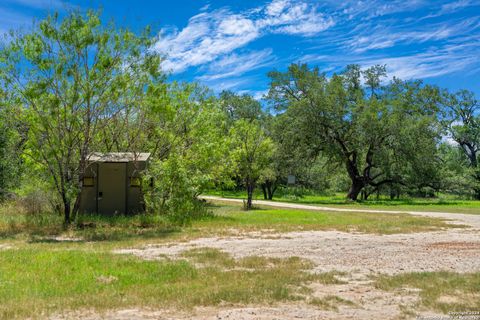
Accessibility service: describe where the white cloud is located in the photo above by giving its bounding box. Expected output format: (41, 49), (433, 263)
(252, 89), (269, 100)
(305, 44), (478, 81)
(440, 0), (474, 14)
(365, 52), (475, 80)
(265, 0), (289, 16)
(198, 49), (274, 81)
(206, 77), (254, 92)
(156, 10), (259, 73)
(156, 0), (333, 74)
(346, 18), (479, 53)
(333, 0), (426, 20)
(259, 1), (334, 36)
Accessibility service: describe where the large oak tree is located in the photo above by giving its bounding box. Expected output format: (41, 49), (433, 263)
(267, 63), (442, 200)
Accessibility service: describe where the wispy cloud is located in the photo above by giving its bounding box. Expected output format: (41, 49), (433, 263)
(346, 17), (480, 53)
(364, 50), (477, 80)
(156, 10), (260, 73)
(260, 0), (334, 35)
(302, 41), (479, 81)
(439, 0), (475, 14)
(155, 0), (333, 74)
(197, 49), (274, 81)
(335, 0), (426, 20)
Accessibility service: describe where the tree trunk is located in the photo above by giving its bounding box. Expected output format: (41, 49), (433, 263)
(262, 180), (277, 200)
(268, 184), (277, 200)
(347, 178), (364, 201)
(62, 194), (71, 225)
(474, 188), (480, 201)
(474, 172), (480, 200)
(71, 193), (81, 221)
(261, 184), (268, 200)
(345, 155), (365, 201)
(246, 181), (254, 210)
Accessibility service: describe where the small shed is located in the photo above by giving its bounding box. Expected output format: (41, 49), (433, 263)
(79, 152), (151, 215)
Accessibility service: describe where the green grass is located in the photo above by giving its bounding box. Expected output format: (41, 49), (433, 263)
(375, 272), (480, 314)
(206, 190), (480, 214)
(198, 204), (464, 235)
(0, 248), (328, 319)
(0, 201), (464, 248)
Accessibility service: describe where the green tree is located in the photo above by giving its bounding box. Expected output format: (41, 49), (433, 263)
(0, 90), (25, 198)
(220, 90), (265, 124)
(267, 64), (442, 200)
(444, 90), (480, 199)
(0, 11), (162, 223)
(437, 142), (477, 197)
(230, 119), (275, 209)
(142, 83), (231, 222)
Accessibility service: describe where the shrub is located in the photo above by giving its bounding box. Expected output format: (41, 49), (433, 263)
(143, 157), (211, 225)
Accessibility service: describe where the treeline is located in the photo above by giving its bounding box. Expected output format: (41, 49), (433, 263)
(0, 12), (478, 224)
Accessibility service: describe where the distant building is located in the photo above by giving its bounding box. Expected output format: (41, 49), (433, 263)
(79, 152), (151, 215)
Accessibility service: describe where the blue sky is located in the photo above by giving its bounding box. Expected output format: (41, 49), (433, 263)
(1, 0), (479, 98)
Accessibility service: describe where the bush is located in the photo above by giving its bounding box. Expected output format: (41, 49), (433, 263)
(19, 190), (52, 215)
(143, 157), (212, 225)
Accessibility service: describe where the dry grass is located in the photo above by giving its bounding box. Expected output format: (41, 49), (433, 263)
(309, 295), (357, 311)
(374, 271), (480, 313)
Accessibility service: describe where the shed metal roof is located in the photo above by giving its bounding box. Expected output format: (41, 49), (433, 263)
(87, 152), (151, 162)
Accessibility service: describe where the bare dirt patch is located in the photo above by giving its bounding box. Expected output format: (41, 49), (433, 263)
(115, 228), (480, 275)
(0, 243), (12, 250)
(426, 241), (480, 250)
(109, 223), (480, 319)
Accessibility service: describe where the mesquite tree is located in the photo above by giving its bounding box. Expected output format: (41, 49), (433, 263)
(230, 119), (275, 209)
(0, 11), (162, 223)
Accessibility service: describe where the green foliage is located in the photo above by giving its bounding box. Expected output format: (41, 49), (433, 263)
(444, 90), (480, 199)
(230, 119), (275, 208)
(220, 90), (266, 123)
(0, 10), (162, 222)
(0, 91), (24, 199)
(0, 9), (478, 229)
(141, 83), (231, 223)
(144, 156), (211, 225)
(267, 63), (443, 200)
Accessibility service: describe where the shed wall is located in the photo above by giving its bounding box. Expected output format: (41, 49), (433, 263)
(79, 160), (148, 215)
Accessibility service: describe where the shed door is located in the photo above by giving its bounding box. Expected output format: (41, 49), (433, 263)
(98, 163), (126, 215)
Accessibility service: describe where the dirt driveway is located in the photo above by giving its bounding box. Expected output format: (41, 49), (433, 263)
(106, 199), (480, 320)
